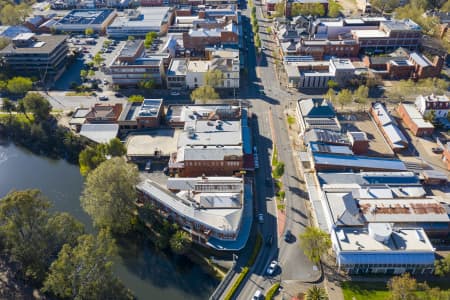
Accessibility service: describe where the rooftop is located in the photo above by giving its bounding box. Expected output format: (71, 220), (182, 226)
(382, 19), (421, 31)
(352, 29), (388, 38)
(166, 105), (241, 124)
(188, 60), (209, 72)
(400, 103), (434, 129)
(178, 120), (242, 148)
(79, 123), (119, 143)
(334, 226), (434, 252)
(118, 39), (143, 58)
(137, 99), (162, 118)
(417, 94), (449, 103)
(299, 98), (336, 118)
(313, 153), (407, 171)
(126, 130), (180, 157)
(57, 9), (114, 25)
(409, 52), (431, 67)
(303, 129), (349, 145)
(108, 7), (171, 30)
(331, 58), (355, 70)
(0, 34), (66, 54)
(176, 145), (242, 161)
(167, 58), (188, 76)
(318, 171), (421, 186)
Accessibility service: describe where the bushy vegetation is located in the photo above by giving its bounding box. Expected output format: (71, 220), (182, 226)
(223, 267), (249, 300)
(265, 283), (280, 300)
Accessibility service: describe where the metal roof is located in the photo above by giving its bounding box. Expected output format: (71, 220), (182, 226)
(313, 153), (407, 171)
(79, 123), (118, 144)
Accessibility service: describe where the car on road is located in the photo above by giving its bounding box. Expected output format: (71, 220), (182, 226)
(284, 230), (295, 243)
(115, 92), (124, 98)
(265, 177), (272, 187)
(253, 290), (262, 300)
(145, 160), (152, 172)
(261, 46), (266, 51)
(103, 79), (109, 85)
(432, 147), (444, 154)
(266, 260), (278, 275)
(99, 95), (109, 101)
(170, 91), (181, 96)
(257, 213), (264, 224)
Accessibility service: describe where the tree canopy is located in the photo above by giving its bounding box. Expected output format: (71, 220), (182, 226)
(327, 0), (342, 17)
(335, 89), (352, 110)
(0, 190), (84, 282)
(306, 285), (328, 300)
(387, 273), (417, 300)
(128, 95), (145, 102)
(0, 3), (31, 25)
(43, 229), (133, 300)
(291, 2), (325, 16)
(22, 92), (51, 122)
(435, 253), (450, 276)
(78, 138), (127, 176)
(169, 230), (192, 255)
(190, 86), (219, 103)
(81, 157), (139, 234)
(84, 27), (94, 36)
(205, 69), (224, 87)
(298, 226), (331, 265)
(7, 77), (33, 95)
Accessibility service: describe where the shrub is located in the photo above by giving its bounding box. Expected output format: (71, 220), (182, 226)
(265, 283), (280, 300)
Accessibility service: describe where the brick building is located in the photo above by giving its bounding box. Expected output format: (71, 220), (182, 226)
(182, 23), (238, 52)
(397, 103), (434, 137)
(118, 99), (163, 130)
(85, 103), (123, 124)
(297, 39), (360, 60)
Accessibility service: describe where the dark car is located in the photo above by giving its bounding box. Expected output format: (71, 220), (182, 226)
(266, 234), (273, 247)
(115, 92), (124, 98)
(432, 147), (444, 154)
(284, 230), (295, 243)
(265, 177), (272, 187)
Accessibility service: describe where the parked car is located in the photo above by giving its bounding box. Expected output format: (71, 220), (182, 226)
(145, 160), (152, 172)
(257, 213), (264, 224)
(266, 260), (278, 275)
(115, 92), (124, 98)
(170, 91), (181, 96)
(265, 177), (272, 187)
(265, 234), (273, 246)
(284, 230), (295, 243)
(99, 95), (108, 101)
(432, 147), (444, 154)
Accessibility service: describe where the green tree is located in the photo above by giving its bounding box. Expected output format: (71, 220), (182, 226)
(324, 88), (336, 103)
(7, 76), (33, 95)
(92, 53), (104, 67)
(336, 89), (352, 110)
(442, 0), (450, 12)
(327, 80), (338, 90)
(79, 146), (106, 176)
(423, 110), (436, 123)
(273, 161), (285, 178)
(84, 27), (94, 36)
(81, 157), (139, 234)
(435, 253), (450, 276)
(0, 37), (10, 50)
(138, 79), (155, 91)
(306, 285), (328, 300)
(370, 0), (400, 13)
(299, 226), (331, 265)
(353, 85), (369, 111)
(106, 137), (126, 157)
(387, 273), (417, 300)
(266, 27), (272, 35)
(128, 94), (145, 102)
(23, 92), (51, 122)
(128, 35), (135, 41)
(170, 230), (192, 255)
(80, 69), (88, 81)
(292, 3), (325, 16)
(274, 2), (285, 17)
(327, 0), (342, 17)
(16, 99), (28, 120)
(190, 86), (219, 103)
(2, 98), (15, 122)
(0, 3), (31, 25)
(0, 190), (84, 282)
(205, 69), (224, 87)
(42, 229), (133, 300)
(103, 39), (112, 47)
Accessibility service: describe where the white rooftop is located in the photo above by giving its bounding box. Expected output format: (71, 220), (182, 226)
(79, 123), (119, 144)
(352, 29), (388, 38)
(109, 7), (171, 30)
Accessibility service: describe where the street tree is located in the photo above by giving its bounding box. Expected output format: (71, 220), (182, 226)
(43, 229), (133, 300)
(7, 76), (33, 95)
(106, 137), (126, 157)
(324, 88), (336, 104)
(299, 226), (331, 265)
(170, 230), (192, 255)
(205, 69), (224, 87)
(85, 27), (94, 36)
(128, 94), (145, 102)
(78, 138), (126, 176)
(327, 80), (338, 90)
(92, 53), (105, 67)
(80, 70), (88, 81)
(306, 285), (328, 300)
(327, 0), (342, 17)
(22, 92), (52, 122)
(435, 253), (450, 276)
(190, 86), (219, 103)
(81, 157), (139, 234)
(2, 98), (15, 122)
(274, 2), (285, 17)
(387, 273), (417, 300)
(370, 0), (400, 13)
(336, 89), (352, 110)
(138, 79), (155, 91)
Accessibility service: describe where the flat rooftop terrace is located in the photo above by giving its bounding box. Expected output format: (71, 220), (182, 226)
(58, 9), (114, 25)
(126, 129), (180, 157)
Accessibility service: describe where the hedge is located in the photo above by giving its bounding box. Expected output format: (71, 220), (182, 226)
(265, 283), (280, 300)
(248, 233), (263, 267)
(223, 267), (249, 300)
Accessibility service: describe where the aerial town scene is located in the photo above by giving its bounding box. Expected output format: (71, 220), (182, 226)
(0, 0), (450, 298)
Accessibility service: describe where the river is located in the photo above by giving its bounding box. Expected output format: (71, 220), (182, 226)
(0, 140), (217, 300)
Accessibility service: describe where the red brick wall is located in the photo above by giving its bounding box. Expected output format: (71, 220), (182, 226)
(179, 159), (242, 177)
(387, 63), (414, 80)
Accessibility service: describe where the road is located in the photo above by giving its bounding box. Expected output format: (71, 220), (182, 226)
(232, 2), (320, 299)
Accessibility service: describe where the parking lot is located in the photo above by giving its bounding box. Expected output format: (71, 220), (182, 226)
(338, 112), (395, 157)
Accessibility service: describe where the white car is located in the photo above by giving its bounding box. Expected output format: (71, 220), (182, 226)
(266, 260), (278, 275)
(257, 213), (264, 224)
(99, 95), (108, 101)
(170, 91), (181, 96)
(253, 290), (262, 300)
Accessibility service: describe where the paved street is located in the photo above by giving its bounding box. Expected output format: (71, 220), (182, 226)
(229, 2), (321, 299)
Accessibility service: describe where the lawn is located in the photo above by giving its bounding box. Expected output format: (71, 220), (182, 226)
(342, 281), (450, 300)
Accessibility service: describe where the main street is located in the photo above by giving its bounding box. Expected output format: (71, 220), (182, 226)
(232, 2), (321, 299)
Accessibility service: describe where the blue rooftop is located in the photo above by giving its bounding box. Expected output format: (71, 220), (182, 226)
(313, 153), (407, 171)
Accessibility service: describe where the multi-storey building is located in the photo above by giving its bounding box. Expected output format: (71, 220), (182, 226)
(415, 94), (450, 119)
(53, 9), (117, 34)
(109, 39), (168, 87)
(0, 33), (68, 82)
(182, 22), (238, 53)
